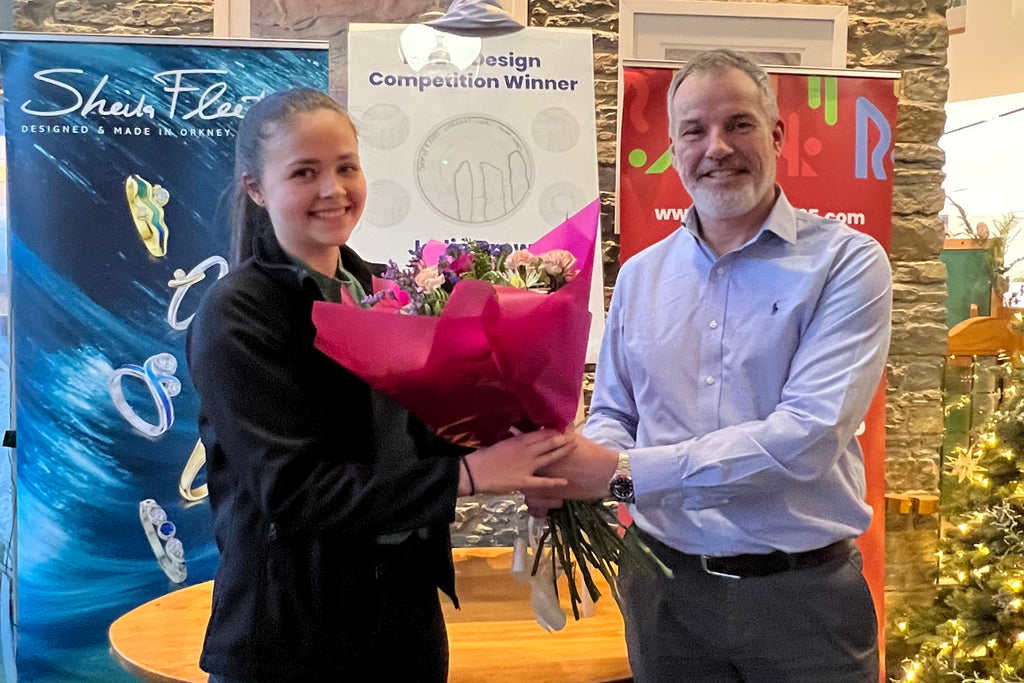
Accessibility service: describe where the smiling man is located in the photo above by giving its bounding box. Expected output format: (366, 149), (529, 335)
(668, 61), (783, 254)
(526, 49), (893, 682)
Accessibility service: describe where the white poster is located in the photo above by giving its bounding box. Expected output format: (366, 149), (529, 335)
(347, 23), (605, 358)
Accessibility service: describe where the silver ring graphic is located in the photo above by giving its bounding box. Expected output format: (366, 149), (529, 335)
(179, 439), (208, 503)
(139, 498), (187, 583)
(167, 255), (229, 330)
(109, 352), (181, 437)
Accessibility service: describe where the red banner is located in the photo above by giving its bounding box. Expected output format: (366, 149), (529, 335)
(617, 63), (898, 675)
(618, 65), (898, 260)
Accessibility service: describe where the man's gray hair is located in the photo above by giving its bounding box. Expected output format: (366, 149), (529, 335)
(666, 49), (779, 137)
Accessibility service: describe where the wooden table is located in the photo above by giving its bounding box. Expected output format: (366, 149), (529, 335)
(109, 547), (632, 683)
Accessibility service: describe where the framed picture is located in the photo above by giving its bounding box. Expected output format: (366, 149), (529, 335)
(213, 0), (528, 38)
(619, 0), (848, 68)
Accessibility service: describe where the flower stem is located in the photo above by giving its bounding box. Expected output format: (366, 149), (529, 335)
(541, 499), (673, 619)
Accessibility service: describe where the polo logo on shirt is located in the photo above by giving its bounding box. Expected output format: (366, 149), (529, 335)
(771, 301), (780, 315)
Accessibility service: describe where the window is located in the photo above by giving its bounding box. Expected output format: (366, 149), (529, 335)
(620, 0), (848, 68)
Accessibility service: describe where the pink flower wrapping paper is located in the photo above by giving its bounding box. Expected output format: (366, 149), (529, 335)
(311, 199), (599, 447)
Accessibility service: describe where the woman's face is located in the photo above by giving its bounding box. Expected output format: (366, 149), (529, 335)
(244, 108), (367, 269)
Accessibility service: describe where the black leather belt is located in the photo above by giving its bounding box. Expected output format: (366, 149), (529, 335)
(696, 539), (852, 579)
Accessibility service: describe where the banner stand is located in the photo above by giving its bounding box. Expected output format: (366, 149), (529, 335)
(0, 32), (328, 681)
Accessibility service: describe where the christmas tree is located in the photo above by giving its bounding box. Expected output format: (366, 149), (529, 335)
(892, 362), (1024, 682)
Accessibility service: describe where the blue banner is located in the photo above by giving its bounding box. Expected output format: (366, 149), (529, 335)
(0, 35), (328, 682)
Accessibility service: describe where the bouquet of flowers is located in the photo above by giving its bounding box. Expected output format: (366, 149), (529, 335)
(312, 202), (597, 447)
(365, 236), (581, 317)
(311, 200), (668, 621)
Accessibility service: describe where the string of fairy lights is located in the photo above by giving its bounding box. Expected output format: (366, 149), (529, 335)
(892, 340), (1024, 681)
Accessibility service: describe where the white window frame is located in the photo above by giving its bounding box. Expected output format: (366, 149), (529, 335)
(212, 0), (249, 38)
(503, 0), (528, 25)
(620, 0), (848, 68)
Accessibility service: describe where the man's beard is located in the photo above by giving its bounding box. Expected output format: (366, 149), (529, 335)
(686, 164), (774, 220)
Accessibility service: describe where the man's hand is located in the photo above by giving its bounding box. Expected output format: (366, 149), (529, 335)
(523, 492), (564, 519)
(522, 433), (620, 516)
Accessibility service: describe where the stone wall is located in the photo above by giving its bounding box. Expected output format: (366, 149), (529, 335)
(12, 0), (212, 35)
(854, 0), (951, 639)
(850, 0), (950, 497)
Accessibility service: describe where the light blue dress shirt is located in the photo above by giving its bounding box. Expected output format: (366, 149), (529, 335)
(584, 190), (892, 556)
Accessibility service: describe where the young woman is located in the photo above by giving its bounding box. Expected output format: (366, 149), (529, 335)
(186, 88), (569, 683)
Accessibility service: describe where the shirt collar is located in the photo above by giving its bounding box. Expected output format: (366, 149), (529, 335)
(681, 186), (798, 250)
(282, 250), (345, 302)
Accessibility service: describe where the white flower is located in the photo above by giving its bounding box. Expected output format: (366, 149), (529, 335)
(414, 265), (446, 293)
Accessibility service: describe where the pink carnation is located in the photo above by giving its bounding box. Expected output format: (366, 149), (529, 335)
(505, 249), (536, 272)
(539, 249), (577, 277)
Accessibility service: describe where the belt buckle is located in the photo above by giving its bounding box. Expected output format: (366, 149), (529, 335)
(700, 555), (741, 580)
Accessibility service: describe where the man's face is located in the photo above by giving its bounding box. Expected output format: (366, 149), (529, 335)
(669, 67), (784, 223)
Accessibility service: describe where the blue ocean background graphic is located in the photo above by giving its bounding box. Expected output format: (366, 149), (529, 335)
(1, 37), (329, 681)
(13, 236), (220, 683)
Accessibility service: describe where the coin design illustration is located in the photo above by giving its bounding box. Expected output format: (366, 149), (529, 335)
(363, 179), (411, 228)
(358, 103), (411, 150)
(538, 181), (587, 227)
(416, 115), (533, 225)
(532, 107), (580, 153)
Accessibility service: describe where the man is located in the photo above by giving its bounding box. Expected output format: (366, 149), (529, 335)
(528, 49), (891, 682)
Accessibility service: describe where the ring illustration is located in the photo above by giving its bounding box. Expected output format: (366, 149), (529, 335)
(139, 498), (187, 583)
(179, 439), (208, 503)
(109, 352), (181, 437)
(167, 255), (229, 330)
(125, 174), (170, 258)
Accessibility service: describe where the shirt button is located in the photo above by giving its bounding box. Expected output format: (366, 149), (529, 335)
(716, 267), (725, 276)
(709, 320), (718, 329)
(705, 376), (715, 385)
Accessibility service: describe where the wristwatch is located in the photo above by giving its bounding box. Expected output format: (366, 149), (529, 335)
(608, 451), (634, 503)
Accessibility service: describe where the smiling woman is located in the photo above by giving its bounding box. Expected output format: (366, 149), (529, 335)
(241, 107), (366, 277)
(185, 87), (572, 682)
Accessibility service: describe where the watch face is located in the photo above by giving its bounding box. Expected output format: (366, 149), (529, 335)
(610, 475), (634, 502)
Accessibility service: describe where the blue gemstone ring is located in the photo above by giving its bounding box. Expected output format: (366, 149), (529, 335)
(109, 352), (181, 438)
(139, 498), (187, 584)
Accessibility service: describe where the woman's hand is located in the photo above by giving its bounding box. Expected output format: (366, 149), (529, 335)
(460, 430), (571, 496)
